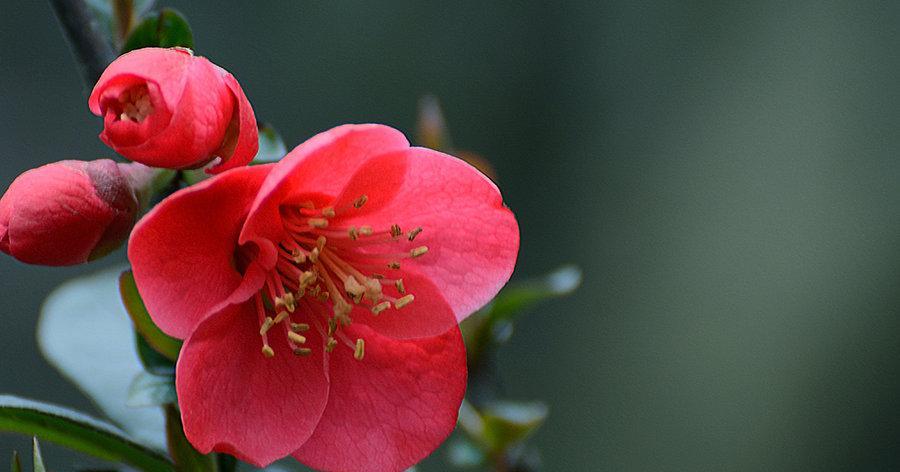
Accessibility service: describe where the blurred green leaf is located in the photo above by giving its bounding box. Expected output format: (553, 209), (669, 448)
(446, 438), (485, 468)
(0, 395), (173, 472)
(122, 8), (193, 53)
(30, 438), (45, 472)
(135, 335), (176, 375)
(457, 400), (547, 457)
(10, 450), (21, 472)
(120, 271), (182, 362)
(163, 405), (214, 472)
(38, 267), (167, 450)
(127, 373), (176, 408)
(252, 124), (288, 164)
(85, 0), (155, 46)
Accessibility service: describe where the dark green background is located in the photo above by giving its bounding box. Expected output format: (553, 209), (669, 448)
(2, 1), (900, 470)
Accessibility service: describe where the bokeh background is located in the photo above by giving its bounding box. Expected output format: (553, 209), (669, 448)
(3, 1), (900, 470)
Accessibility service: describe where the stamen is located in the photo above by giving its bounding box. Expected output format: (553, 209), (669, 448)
(407, 227), (423, 241)
(410, 246), (428, 258)
(344, 276), (366, 302)
(259, 316), (275, 335)
(348, 227), (359, 240)
(273, 311), (290, 324)
(322, 207), (335, 218)
(354, 195), (368, 208)
(308, 218), (329, 228)
(316, 236), (327, 251)
(309, 247), (320, 263)
(293, 347), (312, 356)
(395, 279), (406, 294)
(354, 338), (366, 360)
(372, 301), (391, 315)
(262, 345), (275, 358)
(359, 226), (373, 236)
(325, 337), (338, 352)
(299, 270), (317, 288)
(388, 261), (401, 269)
(288, 332), (307, 344)
(395, 294), (415, 308)
(291, 322), (310, 332)
(390, 224), (403, 238)
(275, 292), (296, 312)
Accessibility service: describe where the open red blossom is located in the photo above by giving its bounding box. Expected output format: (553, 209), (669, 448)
(0, 160), (144, 266)
(129, 124), (519, 470)
(88, 47), (258, 174)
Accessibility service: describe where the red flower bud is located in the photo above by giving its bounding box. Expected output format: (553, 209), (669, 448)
(0, 160), (142, 266)
(88, 47), (258, 174)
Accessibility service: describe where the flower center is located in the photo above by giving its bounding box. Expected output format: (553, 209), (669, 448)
(116, 84), (154, 122)
(248, 194), (427, 360)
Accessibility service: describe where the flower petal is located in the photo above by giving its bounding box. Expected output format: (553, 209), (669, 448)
(178, 302), (329, 468)
(337, 147), (520, 322)
(207, 71), (259, 174)
(239, 124), (409, 255)
(128, 164), (273, 339)
(89, 47), (192, 115)
(292, 324), (466, 472)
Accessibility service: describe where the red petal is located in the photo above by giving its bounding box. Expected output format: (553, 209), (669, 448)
(207, 72), (259, 174)
(338, 147), (520, 322)
(178, 302), (329, 468)
(128, 164), (273, 339)
(239, 124), (409, 256)
(89, 47), (192, 115)
(292, 324), (466, 472)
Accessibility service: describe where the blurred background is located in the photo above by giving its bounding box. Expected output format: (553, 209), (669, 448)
(2, 1), (900, 470)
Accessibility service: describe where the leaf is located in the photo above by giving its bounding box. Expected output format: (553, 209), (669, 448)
(122, 8), (194, 53)
(38, 267), (167, 451)
(163, 405), (215, 472)
(457, 400), (547, 455)
(31, 438), (45, 472)
(251, 124), (288, 164)
(120, 271), (182, 362)
(135, 335), (176, 375)
(446, 438), (485, 468)
(10, 450), (21, 472)
(0, 395), (173, 472)
(127, 373), (176, 408)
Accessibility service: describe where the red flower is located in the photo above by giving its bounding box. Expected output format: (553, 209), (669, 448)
(0, 160), (143, 266)
(129, 124), (519, 470)
(88, 47), (258, 174)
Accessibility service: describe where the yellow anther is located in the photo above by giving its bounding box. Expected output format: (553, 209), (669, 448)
(309, 247), (320, 263)
(371, 273), (385, 279)
(259, 316), (275, 335)
(372, 301), (391, 315)
(354, 195), (368, 208)
(293, 347), (312, 356)
(322, 206), (336, 218)
(262, 345), (275, 358)
(288, 332), (307, 344)
(334, 299), (353, 318)
(387, 261), (401, 269)
(292, 250), (307, 264)
(299, 270), (317, 288)
(291, 323), (310, 332)
(308, 218), (328, 228)
(354, 338), (366, 360)
(344, 277), (365, 302)
(325, 337), (338, 352)
(390, 224), (402, 238)
(359, 226), (373, 236)
(274, 311), (290, 324)
(316, 235), (327, 251)
(395, 279), (406, 294)
(275, 292), (296, 312)
(317, 291), (330, 302)
(348, 227), (359, 240)
(364, 278), (383, 301)
(407, 227), (423, 241)
(410, 246), (428, 258)
(327, 318), (337, 336)
(395, 294), (415, 308)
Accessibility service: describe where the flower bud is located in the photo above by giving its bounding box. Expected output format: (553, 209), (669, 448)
(88, 47), (258, 174)
(0, 160), (142, 266)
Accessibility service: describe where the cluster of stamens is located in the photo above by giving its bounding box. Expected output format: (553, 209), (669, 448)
(249, 194), (427, 361)
(116, 84), (154, 122)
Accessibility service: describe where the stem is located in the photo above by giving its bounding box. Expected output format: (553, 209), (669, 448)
(48, 0), (116, 88)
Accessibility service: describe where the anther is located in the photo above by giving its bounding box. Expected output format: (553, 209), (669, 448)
(259, 316), (275, 335)
(292, 250), (307, 264)
(354, 338), (366, 360)
(364, 278), (383, 301)
(359, 226), (373, 236)
(291, 323), (310, 332)
(325, 337), (338, 352)
(275, 293), (296, 312)
(348, 227), (359, 240)
(274, 311), (290, 324)
(372, 301), (391, 315)
(322, 207), (335, 218)
(299, 270), (317, 288)
(293, 347), (312, 356)
(395, 294), (415, 308)
(395, 279), (406, 294)
(344, 277), (365, 302)
(407, 227), (423, 241)
(308, 218), (328, 228)
(390, 224), (403, 238)
(387, 261), (401, 269)
(410, 246), (428, 258)
(309, 247), (320, 263)
(316, 235), (327, 251)
(288, 332), (307, 344)
(354, 195), (368, 208)
(262, 345), (275, 358)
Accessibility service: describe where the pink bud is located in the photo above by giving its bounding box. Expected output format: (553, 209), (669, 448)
(0, 160), (140, 266)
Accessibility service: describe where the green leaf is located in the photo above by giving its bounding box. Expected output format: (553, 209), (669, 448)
(252, 124), (288, 164)
(120, 271), (182, 362)
(122, 8), (194, 53)
(457, 400), (547, 455)
(10, 450), (21, 472)
(86, 0), (156, 46)
(446, 438), (485, 468)
(164, 405), (215, 472)
(38, 267), (166, 450)
(0, 395), (173, 472)
(127, 373), (176, 408)
(31, 438), (45, 472)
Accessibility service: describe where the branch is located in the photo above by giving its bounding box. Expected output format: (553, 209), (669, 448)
(49, 0), (116, 88)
